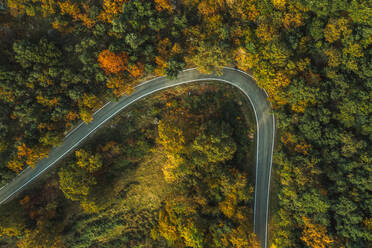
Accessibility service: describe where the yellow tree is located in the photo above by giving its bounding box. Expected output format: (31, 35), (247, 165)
(229, 226), (261, 248)
(256, 23), (278, 42)
(235, 47), (259, 71)
(156, 207), (179, 244)
(324, 18), (351, 43)
(0, 226), (21, 237)
(99, 0), (128, 23)
(78, 2), (95, 28)
(11, 143), (48, 169)
(106, 75), (134, 97)
(81, 93), (99, 109)
(281, 4), (304, 30)
(7, 0), (28, 16)
(228, 0), (259, 21)
(157, 120), (185, 155)
(58, 167), (95, 201)
(75, 149), (103, 173)
(52, 19), (72, 33)
(7, 159), (24, 173)
(77, 93), (99, 123)
(58, 0), (79, 19)
(185, 41), (229, 75)
(39, 0), (56, 17)
(36, 95), (58, 107)
(272, 0), (286, 9)
(79, 107), (93, 123)
(7, 0), (56, 17)
(128, 62), (144, 78)
(17, 227), (64, 248)
(257, 71), (290, 106)
(197, 0), (218, 16)
(324, 48), (341, 67)
(301, 217), (334, 248)
(80, 200), (99, 213)
(154, 38), (172, 76)
(0, 87), (15, 103)
(50, 0), (94, 28)
(218, 170), (251, 220)
(157, 119), (186, 182)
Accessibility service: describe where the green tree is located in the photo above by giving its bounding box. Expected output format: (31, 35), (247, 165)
(58, 165), (96, 201)
(192, 121), (237, 163)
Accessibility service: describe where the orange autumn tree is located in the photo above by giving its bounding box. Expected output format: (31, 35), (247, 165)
(128, 62), (144, 78)
(58, 0), (79, 18)
(98, 49), (142, 96)
(58, 0), (95, 28)
(66, 111), (79, 121)
(7, 144), (49, 172)
(154, 0), (173, 12)
(97, 49), (128, 74)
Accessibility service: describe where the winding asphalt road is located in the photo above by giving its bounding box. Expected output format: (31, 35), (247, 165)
(0, 68), (274, 248)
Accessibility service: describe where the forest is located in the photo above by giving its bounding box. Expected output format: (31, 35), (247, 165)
(0, 0), (371, 247)
(0, 83), (259, 247)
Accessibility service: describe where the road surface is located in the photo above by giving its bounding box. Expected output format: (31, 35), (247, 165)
(0, 68), (275, 248)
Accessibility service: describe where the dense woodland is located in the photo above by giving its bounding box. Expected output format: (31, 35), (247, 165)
(0, 83), (258, 247)
(0, 0), (371, 247)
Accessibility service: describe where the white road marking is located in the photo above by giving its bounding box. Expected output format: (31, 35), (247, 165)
(17, 169), (28, 177)
(135, 68), (199, 88)
(94, 101), (111, 114)
(265, 114), (276, 248)
(135, 76), (164, 88)
(181, 68), (198, 72)
(64, 121), (84, 138)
